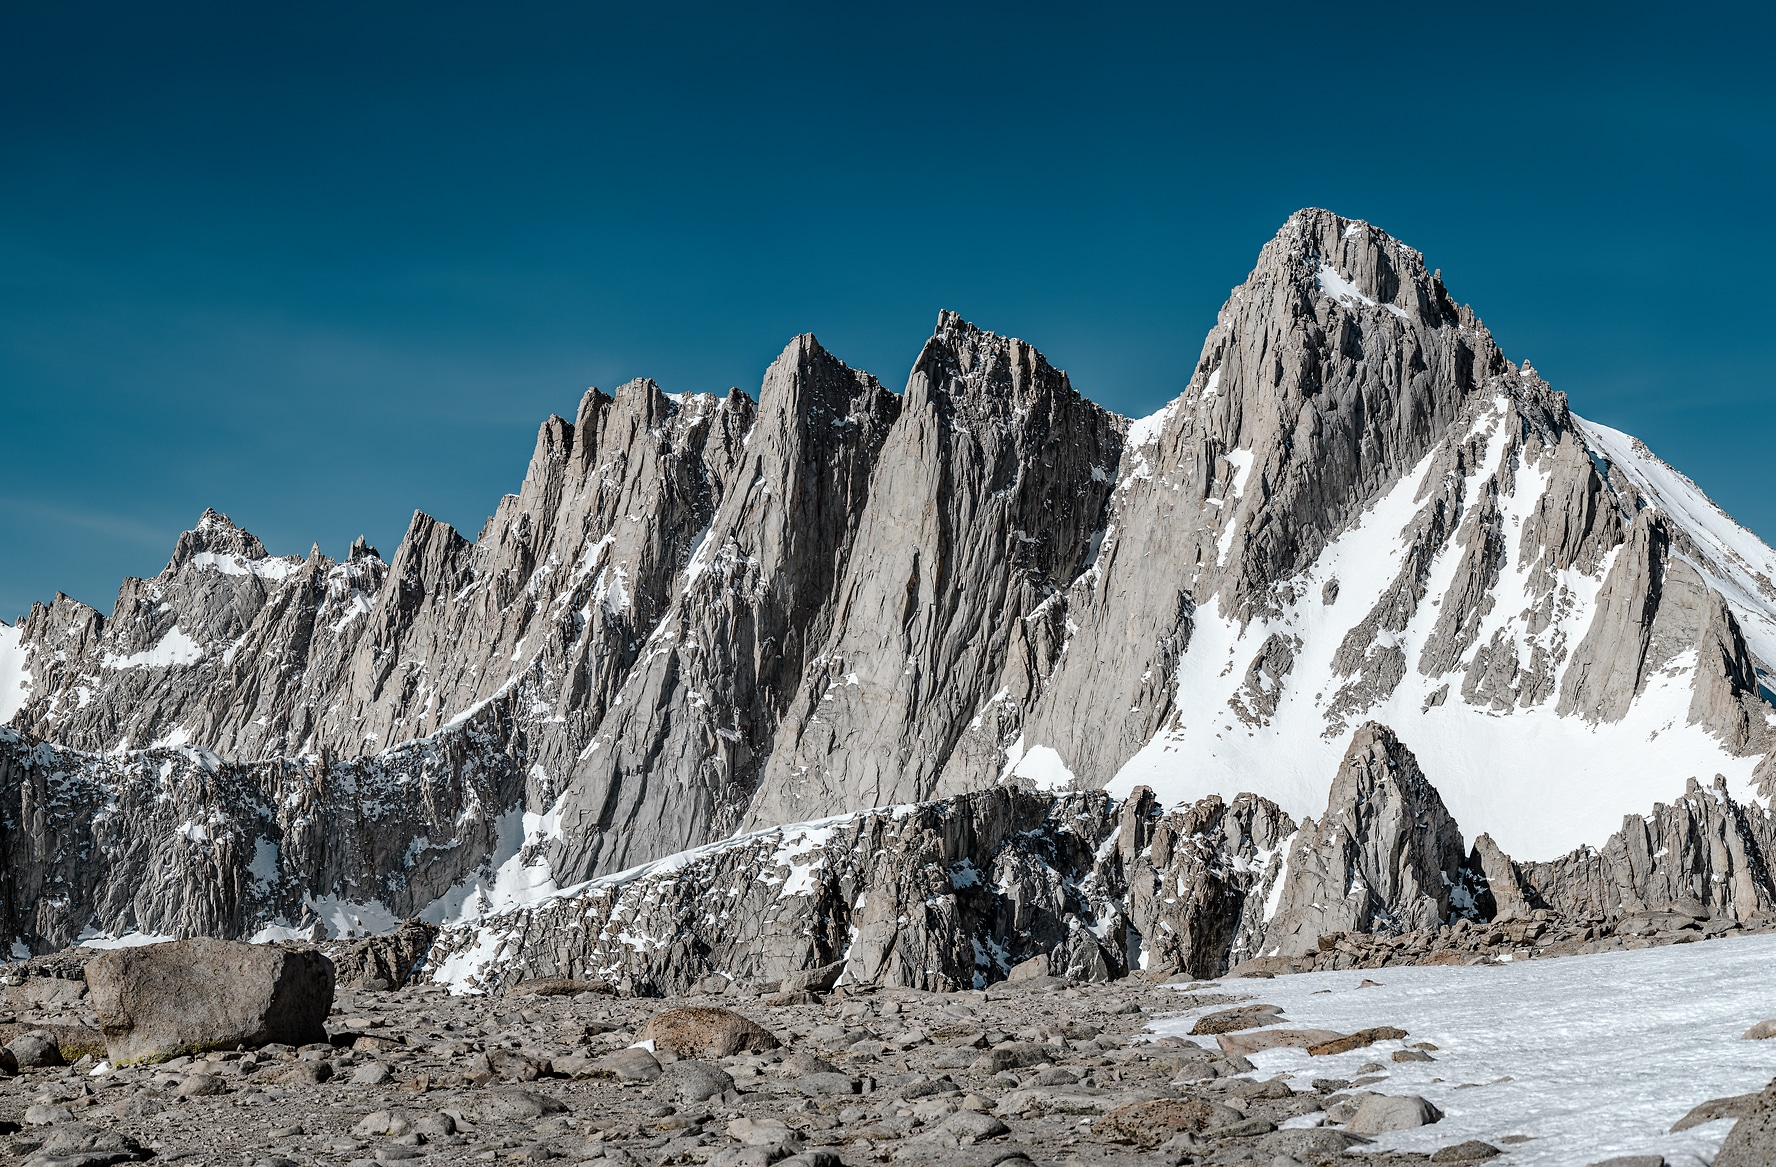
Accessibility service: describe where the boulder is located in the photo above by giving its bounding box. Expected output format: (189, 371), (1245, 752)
(590, 1046), (662, 1082)
(1742, 1020), (1776, 1040)
(462, 1087), (567, 1123)
(510, 977), (612, 997)
(653, 1059), (736, 1102)
(1097, 1098), (1245, 1147)
(1716, 1077), (1776, 1166)
(7, 1032), (64, 1068)
(1430, 1142), (1501, 1162)
(1191, 1004), (1283, 1034)
(1307, 1026), (1409, 1056)
(84, 938), (334, 1065)
(1670, 1090), (1760, 1132)
(638, 1006), (779, 1058)
(781, 962), (846, 993)
(1347, 1094), (1444, 1134)
(22, 1121), (148, 1166)
(1217, 1028), (1342, 1057)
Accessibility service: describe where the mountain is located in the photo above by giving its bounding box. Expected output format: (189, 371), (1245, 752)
(0, 208), (1772, 957)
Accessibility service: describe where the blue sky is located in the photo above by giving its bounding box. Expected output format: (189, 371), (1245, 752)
(2, 2), (1772, 620)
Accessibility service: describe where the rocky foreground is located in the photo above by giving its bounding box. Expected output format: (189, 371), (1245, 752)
(5, 933), (1776, 1167)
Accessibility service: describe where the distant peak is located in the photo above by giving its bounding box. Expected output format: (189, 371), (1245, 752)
(172, 508), (268, 567)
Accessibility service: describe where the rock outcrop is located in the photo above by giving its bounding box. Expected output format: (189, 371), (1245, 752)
(1259, 723), (1467, 957)
(426, 784), (1296, 995)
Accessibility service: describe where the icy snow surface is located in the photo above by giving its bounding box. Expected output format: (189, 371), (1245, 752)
(1149, 934), (1776, 1165)
(0, 621), (29, 721)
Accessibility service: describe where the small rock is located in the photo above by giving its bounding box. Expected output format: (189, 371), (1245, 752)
(1430, 1141), (1502, 1162)
(941, 1110), (1008, 1139)
(352, 1062), (393, 1085)
(796, 1071), (861, 1097)
(1586, 1158), (1665, 1167)
(176, 1073), (228, 1097)
(353, 1110), (413, 1137)
(727, 1115), (799, 1148)
(1393, 1048), (1436, 1063)
(1743, 1020), (1776, 1040)
(24, 1103), (74, 1125)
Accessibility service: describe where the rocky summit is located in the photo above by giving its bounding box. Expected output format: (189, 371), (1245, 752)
(0, 208), (1775, 1161)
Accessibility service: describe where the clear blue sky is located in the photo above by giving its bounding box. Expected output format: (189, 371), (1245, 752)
(2, 2), (1772, 620)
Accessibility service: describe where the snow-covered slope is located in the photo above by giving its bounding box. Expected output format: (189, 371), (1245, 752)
(1576, 415), (1776, 675)
(1104, 391), (1776, 858)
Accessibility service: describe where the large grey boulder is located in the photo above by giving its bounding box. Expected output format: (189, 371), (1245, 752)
(1346, 1093), (1444, 1134)
(84, 938), (334, 1065)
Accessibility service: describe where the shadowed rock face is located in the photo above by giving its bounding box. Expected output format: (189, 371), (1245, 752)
(1259, 722), (1467, 958)
(1, 208), (1771, 953)
(428, 785), (1297, 995)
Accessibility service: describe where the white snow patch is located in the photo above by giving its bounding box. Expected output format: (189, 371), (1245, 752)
(106, 626), (205, 670)
(773, 826), (837, 900)
(1216, 447), (1255, 567)
(190, 551), (300, 581)
(250, 838), (279, 885)
(683, 521), (716, 581)
(1009, 743), (1077, 791)
(0, 623), (30, 721)
(422, 805), (562, 927)
(77, 928), (175, 949)
(1152, 933), (1776, 1165)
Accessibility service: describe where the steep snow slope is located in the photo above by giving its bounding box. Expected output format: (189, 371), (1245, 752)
(1576, 415), (1776, 673)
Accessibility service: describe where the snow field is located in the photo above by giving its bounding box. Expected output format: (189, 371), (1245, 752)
(1147, 933), (1776, 1165)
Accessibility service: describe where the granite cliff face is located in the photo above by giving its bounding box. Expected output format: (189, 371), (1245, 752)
(0, 208), (1772, 966)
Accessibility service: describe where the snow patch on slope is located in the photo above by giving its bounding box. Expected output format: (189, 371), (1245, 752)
(0, 622), (29, 721)
(104, 626), (205, 670)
